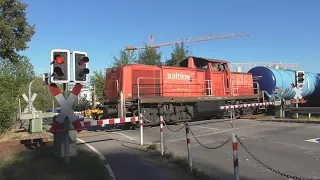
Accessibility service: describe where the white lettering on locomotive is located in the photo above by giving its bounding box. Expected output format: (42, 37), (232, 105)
(167, 72), (191, 80)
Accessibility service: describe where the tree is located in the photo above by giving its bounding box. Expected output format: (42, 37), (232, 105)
(31, 77), (57, 112)
(136, 46), (162, 65)
(112, 49), (136, 67)
(0, 56), (35, 100)
(0, 56), (35, 133)
(89, 70), (106, 102)
(0, 0), (36, 61)
(165, 42), (191, 66)
(73, 97), (90, 111)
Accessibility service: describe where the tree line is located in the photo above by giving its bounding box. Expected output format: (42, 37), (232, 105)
(0, 0), (46, 133)
(90, 42), (192, 103)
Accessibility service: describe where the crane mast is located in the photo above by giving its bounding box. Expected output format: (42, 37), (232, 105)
(125, 32), (250, 51)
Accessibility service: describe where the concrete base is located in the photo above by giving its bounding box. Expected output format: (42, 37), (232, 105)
(53, 119), (77, 158)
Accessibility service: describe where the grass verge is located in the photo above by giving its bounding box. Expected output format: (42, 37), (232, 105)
(255, 118), (320, 124)
(0, 146), (110, 180)
(147, 143), (216, 180)
(0, 128), (53, 142)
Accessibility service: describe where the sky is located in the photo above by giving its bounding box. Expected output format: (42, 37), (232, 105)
(20, 0), (320, 75)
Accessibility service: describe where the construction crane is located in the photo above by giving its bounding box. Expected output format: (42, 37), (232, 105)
(125, 32), (250, 52)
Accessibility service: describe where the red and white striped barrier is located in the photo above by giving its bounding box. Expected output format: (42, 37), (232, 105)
(81, 116), (138, 127)
(185, 123), (193, 170)
(53, 111), (82, 116)
(232, 134), (240, 180)
(47, 116), (139, 133)
(220, 102), (275, 110)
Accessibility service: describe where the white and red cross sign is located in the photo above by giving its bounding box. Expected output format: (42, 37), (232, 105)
(291, 83), (306, 104)
(48, 83), (84, 133)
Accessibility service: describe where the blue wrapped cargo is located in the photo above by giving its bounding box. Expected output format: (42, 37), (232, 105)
(248, 66), (320, 101)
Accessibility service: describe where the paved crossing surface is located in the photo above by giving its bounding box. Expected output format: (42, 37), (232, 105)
(115, 119), (320, 180)
(77, 131), (196, 180)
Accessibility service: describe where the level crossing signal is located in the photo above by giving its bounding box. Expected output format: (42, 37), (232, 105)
(296, 71), (305, 85)
(73, 51), (90, 83)
(50, 49), (71, 83)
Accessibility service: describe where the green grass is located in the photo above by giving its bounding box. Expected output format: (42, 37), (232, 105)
(290, 114), (320, 120)
(0, 147), (110, 180)
(259, 115), (320, 122)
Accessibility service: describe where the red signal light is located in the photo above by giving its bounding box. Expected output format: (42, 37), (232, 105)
(55, 55), (64, 64)
(78, 57), (89, 66)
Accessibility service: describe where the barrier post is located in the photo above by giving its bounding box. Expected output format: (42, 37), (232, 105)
(230, 107), (235, 128)
(140, 113), (143, 145)
(63, 83), (70, 165)
(185, 122), (192, 170)
(232, 133), (239, 180)
(160, 116), (164, 155)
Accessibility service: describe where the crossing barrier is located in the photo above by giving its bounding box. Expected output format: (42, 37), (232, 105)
(81, 117), (138, 127)
(47, 115), (141, 133)
(220, 102), (275, 110)
(53, 111), (82, 116)
(220, 101), (275, 128)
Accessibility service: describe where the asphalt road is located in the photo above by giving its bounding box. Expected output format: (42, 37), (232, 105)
(114, 119), (320, 180)
(77, 127), (196, 180)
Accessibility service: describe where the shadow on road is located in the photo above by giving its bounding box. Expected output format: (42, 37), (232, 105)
(188, 119), (231, 127)
(96, 143), (257, 180)
(77, 137), (141, 147)
(76, 132), (260, 180)
(0, 146), (110, 180)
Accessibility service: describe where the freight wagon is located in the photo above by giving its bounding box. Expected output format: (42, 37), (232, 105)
(101, 56), (264, 124)
(249, 66), (320, 107)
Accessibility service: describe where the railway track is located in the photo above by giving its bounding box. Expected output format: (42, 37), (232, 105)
(129, 113), (270, 128)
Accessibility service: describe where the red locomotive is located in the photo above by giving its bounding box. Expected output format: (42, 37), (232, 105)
(102, 56), (262, 123)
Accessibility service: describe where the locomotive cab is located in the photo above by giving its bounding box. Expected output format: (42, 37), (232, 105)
(180, 56), (232, 96)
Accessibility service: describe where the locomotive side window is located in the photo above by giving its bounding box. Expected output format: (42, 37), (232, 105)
(210, 63), (227, 72)
(197, 64), (208, 69)
(211, 63), (219, 71)
(219, 64), (225, 71)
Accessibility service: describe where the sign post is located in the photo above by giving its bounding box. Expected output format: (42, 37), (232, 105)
(22, 93), (37, 113)
(292, 70), (306, 118)
(45, 49), (90, 164)
(20, 92), (46, 133)
(63, 83), (69, 164)
(48, 82), (84, 163)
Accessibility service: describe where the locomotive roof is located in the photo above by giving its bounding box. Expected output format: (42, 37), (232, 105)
(179, 56), (229, 67)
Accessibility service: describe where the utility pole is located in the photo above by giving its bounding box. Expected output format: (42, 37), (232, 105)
(93, 85), (97, 108)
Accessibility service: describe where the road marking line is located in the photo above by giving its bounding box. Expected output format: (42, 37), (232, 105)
(112, 132), (134, 141)
(77, 138), (106, 160)
(191, 126), (220, 130)
(305, 138), (320, 143)
(105, 164), (116, 180)
(77, 138), (116, 179)
(166, 124), (261, 143)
